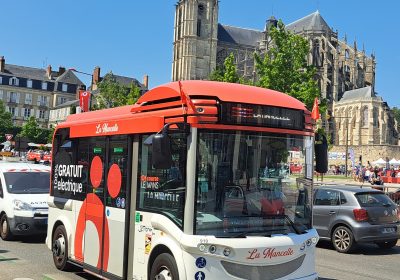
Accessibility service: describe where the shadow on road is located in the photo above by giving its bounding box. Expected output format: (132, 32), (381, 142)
(318, 278), (337, 280)
(17, 235), (46, 244)
(317, 240), (400, 256)
(0, 249), (9, 253)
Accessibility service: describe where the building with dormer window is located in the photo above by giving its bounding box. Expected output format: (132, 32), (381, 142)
(0, 56), (85, 128)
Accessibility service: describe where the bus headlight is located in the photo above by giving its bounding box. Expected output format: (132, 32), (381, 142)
(13, 199), (33, 211)
(223, 247), (231, 257)
(209, 245), (217, 254)
(198, 244), (206, 252)
(300, 242), (306, 251)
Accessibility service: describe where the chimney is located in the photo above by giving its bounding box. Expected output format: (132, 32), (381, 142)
(143, 74), (149, 89)
(46, 65), (52, 79)
(92, 66), (101, 90)
(58, 66), (66, 75)
(0, 56), (5, 72)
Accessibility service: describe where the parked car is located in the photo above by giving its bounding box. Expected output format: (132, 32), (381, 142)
(313, 185), (400, 253)
(0, 159), (50, 240)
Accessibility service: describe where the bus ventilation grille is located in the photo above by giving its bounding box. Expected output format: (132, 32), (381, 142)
(220, 254), (306, 280)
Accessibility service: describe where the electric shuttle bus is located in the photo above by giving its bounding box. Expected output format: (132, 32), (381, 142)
(47, 81), (321, 280)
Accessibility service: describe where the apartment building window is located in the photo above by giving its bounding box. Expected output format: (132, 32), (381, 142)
(9, 77), (19, 86)
(25, 93), (32, 104)
(8, 92), (19, 103)
(27, 79), (33, 88)
(24, 108), (31, 118)
(62, 83), (68, 92)
(42, 82), (48, 90)
(8, 107), (18, 117)
(0, 77), (2, 84)
(39, 110), (46, 119)
(37, 95), (48, 106)
(58, 96), (67, 105)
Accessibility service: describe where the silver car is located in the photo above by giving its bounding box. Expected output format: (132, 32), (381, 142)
(313, 185), (400, 253)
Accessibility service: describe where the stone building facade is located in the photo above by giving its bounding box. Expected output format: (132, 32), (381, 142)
(333, 87), (398, 146)
(172, 1), (376, 106)
(0, 56), (84, 128)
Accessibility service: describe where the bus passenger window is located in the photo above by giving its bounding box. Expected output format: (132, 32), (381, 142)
(137, 133), (187, 228)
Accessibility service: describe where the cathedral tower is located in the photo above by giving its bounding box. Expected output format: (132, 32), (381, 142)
(172, 0), (218, 81)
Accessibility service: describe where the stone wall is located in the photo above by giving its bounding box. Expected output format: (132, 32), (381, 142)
(328, 144), (400, 167)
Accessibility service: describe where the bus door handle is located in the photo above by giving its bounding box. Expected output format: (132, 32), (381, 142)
(329, 211), (336, 215)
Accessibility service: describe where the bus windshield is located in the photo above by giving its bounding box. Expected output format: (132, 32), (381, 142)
(195, 131), (313, 237)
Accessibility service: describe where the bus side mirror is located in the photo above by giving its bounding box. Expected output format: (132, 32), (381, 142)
(152, 132), (173, 169)
(315, 134), (328, 173)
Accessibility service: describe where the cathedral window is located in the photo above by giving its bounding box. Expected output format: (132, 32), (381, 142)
(361, 107), (368, 127)
(197, 19), (201, 37)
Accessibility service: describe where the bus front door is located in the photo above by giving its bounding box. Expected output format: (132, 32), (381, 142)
(83, 136), (129, 279)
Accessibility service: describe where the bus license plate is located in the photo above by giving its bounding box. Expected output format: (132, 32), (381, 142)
(382, 227), (395, 234)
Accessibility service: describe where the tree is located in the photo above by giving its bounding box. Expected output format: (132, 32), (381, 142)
(93, 73), (141, 110)
(19, 117), (52, 144)
(209, 53), (249, 84)
(0, 100), (13, 143)
(254, 20), (323, 112)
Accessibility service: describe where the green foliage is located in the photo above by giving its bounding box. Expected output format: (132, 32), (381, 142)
(19, 117), (52, 144)
(254, 20), (323, 112)
(209, 53), (250, 84)
(392, 107), (400, 130)
(0, 100), (14, 142)
(93, 73), (141, 110)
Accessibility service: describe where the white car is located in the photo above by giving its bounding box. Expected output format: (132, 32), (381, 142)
(0, 159), (50, 240)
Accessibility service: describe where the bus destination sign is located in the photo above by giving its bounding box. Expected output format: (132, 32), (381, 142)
(220, 102), (304, 130)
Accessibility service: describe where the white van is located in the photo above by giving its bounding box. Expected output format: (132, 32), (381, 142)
(0, 159), (50, 240)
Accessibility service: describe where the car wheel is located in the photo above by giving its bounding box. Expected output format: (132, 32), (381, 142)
(0, 214), (14, 241)
(150, 253), (179, 280)
(52, 225), (71, 271)
(376, 240), (398, 249)
(332, 226), (355, 253)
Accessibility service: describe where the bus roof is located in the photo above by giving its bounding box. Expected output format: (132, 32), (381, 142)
(60, 81), (311, 137)
(137, 80), (308, 111)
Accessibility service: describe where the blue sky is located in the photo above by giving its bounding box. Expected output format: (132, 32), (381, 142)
(1, 0), (399, 107)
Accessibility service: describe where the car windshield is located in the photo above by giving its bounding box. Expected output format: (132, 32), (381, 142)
(4, 172), (50, 194)
(195, 131), (314, 237)
(356, 192), (396, 207)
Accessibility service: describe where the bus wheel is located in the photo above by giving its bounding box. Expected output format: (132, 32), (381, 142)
(0, 214), (14, 240)
(52, 225), (71, 271)
(150, 253), (179, 280)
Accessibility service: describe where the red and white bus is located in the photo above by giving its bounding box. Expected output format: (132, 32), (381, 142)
(47, 81), (321, 280)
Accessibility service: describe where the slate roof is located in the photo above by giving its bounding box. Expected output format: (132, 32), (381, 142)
(2, 64), (50, 81)
(55, 69), (84, 85)
(101, 72), (147, 91)
(286, 11), (332, 34)
(217, 24), (262, 47)
(1, 64), (84, 86)
(338, 86), (383, 102)
(54, 99), (79, 109)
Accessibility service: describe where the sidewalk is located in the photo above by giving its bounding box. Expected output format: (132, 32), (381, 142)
(314, 176), (400, 191)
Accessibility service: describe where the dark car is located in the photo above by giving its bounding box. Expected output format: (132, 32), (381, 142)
(313, 185), (400, 253)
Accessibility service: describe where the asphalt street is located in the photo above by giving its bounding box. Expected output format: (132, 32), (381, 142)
(1, 237), (399, 280)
